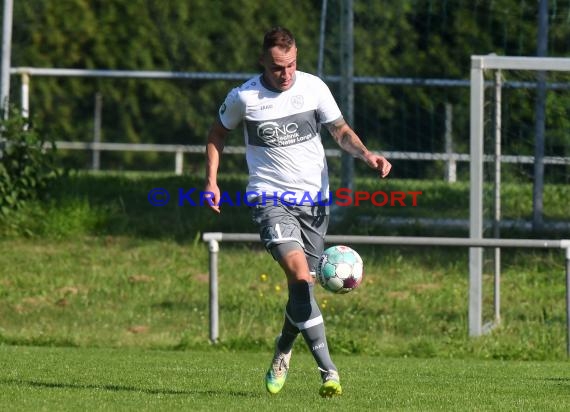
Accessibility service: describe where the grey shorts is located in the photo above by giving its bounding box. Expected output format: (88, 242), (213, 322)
(250, 199), (329, 273)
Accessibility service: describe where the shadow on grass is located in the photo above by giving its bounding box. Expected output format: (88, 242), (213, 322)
(0, 378), (257, 398)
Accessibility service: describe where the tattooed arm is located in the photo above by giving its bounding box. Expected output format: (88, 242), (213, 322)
(326, 118), (392, 178)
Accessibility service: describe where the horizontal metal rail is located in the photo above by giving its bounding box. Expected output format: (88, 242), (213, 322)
(11, 67), (570, 89)
(51, 140), (570, 164)
(203, 233), (567, 249)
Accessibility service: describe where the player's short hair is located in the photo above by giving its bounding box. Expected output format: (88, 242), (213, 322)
(262, 27), (296, 54)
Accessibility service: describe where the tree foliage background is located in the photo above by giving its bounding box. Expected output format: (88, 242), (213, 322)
(5, 0), (570, 177)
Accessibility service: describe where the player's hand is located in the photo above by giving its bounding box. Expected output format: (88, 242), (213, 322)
(203, 182), (221, 213)
(363, 153), (392, 178)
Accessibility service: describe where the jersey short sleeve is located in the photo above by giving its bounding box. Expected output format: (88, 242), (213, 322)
(218, 87), (244, 130)
(315, 77), (343, 125)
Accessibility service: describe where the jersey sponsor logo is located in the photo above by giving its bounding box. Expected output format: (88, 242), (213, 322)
(257, 121), (299, 139)
(246, 111), (317, 148)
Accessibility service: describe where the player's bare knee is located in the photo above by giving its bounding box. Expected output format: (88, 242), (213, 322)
(271, 244), (311, 282)
(270, 241), (302, 261)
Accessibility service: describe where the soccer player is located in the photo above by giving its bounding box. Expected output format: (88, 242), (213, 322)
(204, 26), (391, 397)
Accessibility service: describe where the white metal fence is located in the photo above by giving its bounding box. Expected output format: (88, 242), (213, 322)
(202, 232), (570, 355)
(12, 67), (570, 180)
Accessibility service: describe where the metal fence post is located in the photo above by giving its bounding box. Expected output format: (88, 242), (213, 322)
(564, 241), (570, 357)
(175, 149), (183, 175)
(208, 239), (219, 344)
(92, 92), (102, 170)
(444, 103), (456, 183)
(1, 0), (13, 118)
(469, 57), (485, 337)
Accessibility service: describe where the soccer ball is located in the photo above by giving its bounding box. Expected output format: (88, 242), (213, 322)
(316, 245), (363, 294)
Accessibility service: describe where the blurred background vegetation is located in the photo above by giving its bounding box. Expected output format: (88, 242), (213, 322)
(4, 0), (569, 181)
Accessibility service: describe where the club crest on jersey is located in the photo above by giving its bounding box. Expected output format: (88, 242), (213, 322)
(291, 95), (304, 109)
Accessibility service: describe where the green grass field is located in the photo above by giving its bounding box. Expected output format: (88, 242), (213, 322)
(2, 345), (570, 411)
(1, 172), (569, 410)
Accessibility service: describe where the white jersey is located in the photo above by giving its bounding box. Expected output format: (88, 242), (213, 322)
(218, 71), (342, 203)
